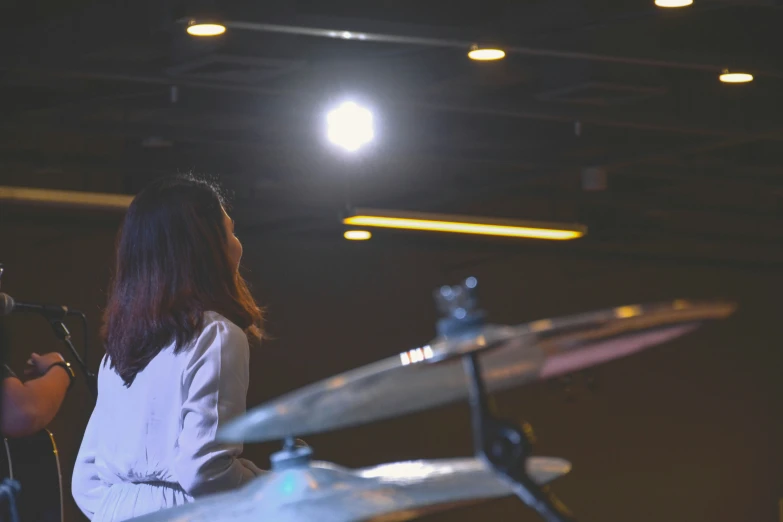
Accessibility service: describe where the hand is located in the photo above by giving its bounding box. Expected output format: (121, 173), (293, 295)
(24, 352), (65, 378)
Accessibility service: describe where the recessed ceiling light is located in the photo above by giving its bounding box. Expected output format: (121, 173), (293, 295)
(468, 47), (506, 61)
(186, 22), (226, 37)
(719, 71), (753, 83)
(344, 230), (372, 241)
(654, 0), (693, 7)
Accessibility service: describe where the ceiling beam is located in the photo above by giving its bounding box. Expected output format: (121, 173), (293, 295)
(598, 133), (776, 171)
(0, 185), (131, 211)
(10, 67), (783, 141)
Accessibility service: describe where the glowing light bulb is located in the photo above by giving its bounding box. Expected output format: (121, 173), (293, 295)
(326, 102), (374, 152)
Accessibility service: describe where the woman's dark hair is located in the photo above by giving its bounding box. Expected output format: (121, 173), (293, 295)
(103, 174), (263, 386)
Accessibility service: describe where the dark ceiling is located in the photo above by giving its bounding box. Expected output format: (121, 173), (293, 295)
(1, 0), (782, 266)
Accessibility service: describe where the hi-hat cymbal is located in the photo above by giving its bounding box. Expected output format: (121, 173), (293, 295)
(220, 300), (734, 443)
(127, 456), (571, 522)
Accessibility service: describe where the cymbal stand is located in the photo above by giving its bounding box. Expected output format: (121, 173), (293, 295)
(434, 278), (575, 522)
(270, 436), (313, 471)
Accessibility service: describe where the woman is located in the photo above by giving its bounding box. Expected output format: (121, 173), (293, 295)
(72, 175), (264, 521)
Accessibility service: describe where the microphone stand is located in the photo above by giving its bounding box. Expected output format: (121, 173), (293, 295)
(42, 310), (98, 399)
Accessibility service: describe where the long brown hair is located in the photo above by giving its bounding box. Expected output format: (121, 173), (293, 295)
(102, 174), (263, 386)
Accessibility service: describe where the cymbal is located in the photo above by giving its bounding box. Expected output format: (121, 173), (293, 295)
(127, 456), (571, 522)
(220, 300), (734, 443)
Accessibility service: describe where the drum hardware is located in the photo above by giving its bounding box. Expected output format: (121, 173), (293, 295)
(435, 277), (575, 522)
(130, 277), (735, 522)
(218, 288), (734, 444)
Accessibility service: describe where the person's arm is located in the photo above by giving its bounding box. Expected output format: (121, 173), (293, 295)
(173, 319), (263, 497)
(0, 353), (71, 438)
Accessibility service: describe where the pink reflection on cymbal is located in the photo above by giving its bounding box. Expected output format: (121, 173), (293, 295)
(539, 324), (697, 379)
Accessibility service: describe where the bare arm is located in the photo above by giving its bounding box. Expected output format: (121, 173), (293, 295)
(1, 355), (70, 438)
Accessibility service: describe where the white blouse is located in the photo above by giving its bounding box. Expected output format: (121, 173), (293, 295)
(72, 312), (263, 522)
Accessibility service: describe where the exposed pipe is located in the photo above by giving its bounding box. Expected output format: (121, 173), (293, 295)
(216, 20), (783, 77)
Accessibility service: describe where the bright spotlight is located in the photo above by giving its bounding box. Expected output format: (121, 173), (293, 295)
(327, 101), (374, 152)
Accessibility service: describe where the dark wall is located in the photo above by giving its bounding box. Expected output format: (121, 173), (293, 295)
(0, 212), (780, 522)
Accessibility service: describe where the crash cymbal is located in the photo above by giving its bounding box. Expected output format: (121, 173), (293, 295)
(127, 456), (571, 522)
(220, 299), (734, 443)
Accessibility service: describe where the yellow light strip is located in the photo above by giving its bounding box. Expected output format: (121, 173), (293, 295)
(343, 209), (586, 240)
(0, 186), (132, 211)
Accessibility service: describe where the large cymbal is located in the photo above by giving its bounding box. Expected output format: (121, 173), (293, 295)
(127, 456), (571, 522)
(220, 300), (734, 443)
